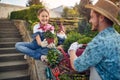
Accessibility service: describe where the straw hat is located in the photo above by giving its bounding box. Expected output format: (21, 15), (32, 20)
(85, 0), (120, 25)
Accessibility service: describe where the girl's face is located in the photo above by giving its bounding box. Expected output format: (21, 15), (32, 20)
(38, 11), (49, 25)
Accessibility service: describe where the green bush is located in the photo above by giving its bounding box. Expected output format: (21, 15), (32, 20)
(10, 5), (44, 31)
(63, 32), (92, 52)
(10, 9), (28, 20)
(27, 4), (44, 22)
(77, 37), (92, 44)
(78, 19), (98, 38)
(10, 4), (44, 22)
(114, 24), (120, 33)
(47, 48), (63, 68)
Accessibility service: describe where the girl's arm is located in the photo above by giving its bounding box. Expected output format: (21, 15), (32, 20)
(36, 35), (42, 46)
(36, 34), (48, 47)
(33, 24), (43, 46)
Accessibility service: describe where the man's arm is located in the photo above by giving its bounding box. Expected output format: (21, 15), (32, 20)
(69, 44), (104, 72)
(69, 50), (77, 70)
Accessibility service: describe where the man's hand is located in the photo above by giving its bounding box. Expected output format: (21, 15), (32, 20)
(68, 42), (83, 55)
(41, 39), (48, 47)
(41, 55), (48, 62)
(47, 43), (55, 48)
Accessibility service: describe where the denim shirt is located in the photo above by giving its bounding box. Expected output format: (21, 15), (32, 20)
(74, 27), (120, 80)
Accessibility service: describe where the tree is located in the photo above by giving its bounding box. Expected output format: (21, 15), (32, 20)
(26, 0), (42, 6)
(62, 7), (69, 17)
(62, 7), (79, 17)
(77, 0), (91, 20)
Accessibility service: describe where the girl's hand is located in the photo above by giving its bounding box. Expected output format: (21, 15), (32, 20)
(41, 39), (48, 47)
(47, 43), (55, 48)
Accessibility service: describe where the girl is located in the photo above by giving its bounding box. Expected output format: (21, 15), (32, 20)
(15, 8), (54, 61)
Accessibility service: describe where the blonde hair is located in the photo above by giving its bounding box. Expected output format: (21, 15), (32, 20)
(37, 8), (49, 16)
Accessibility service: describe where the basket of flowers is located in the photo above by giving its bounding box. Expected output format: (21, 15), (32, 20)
(46, 46), (89, 80)
(56, 47), (90, 80)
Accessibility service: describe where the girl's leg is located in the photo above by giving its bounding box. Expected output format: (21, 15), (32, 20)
(15, 42), (41, 59)
(35, 47), (49, 60)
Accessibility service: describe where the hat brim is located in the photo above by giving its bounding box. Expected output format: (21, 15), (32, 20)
(85, 4), (120, 26)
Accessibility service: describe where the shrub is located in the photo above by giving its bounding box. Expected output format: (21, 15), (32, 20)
(47, 48), (63, 68)
(114, 24), (120, 33)
(10, 9), (28, 20)
(77, 37), (92, 44)
(27, 4), (44, 22)
(63, 32), (88, 52)
(10, 4), (44, 23)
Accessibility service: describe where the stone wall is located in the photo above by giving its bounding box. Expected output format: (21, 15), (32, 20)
(12, 20), (47, 80)
(0, 3), (27, 19)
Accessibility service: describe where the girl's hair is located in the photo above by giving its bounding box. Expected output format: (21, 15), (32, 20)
(37, 8), (49, 16)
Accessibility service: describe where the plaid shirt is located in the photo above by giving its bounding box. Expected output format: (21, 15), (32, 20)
(74, 27), (120, 80)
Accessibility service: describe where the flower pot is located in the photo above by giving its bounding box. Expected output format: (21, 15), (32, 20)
(76, 48), (85, 57)
(46, 38), (54, 44)
(76, 44), (87, 57)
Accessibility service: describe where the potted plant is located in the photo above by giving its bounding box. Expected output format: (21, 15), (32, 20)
(44, 30), (55, 44)
(47, 48), (63, 68)
(76, 37), (91, 56)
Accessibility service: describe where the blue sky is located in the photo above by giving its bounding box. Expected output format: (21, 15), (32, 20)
(0, 0), (98, 9)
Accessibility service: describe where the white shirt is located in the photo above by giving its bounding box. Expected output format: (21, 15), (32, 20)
(33, 23), (54, 33)
(89, 67), (102, 80)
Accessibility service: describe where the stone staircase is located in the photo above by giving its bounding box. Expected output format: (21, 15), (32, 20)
(0, 20), (30, 80)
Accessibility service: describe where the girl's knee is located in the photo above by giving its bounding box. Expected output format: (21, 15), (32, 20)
(15, 42), (23, 49)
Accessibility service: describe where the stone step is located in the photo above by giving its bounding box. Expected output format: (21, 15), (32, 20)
(0, 21), (12, 24)
(0, 70), (30, 80)
(0, 31), (19, 34)
(0, 33), (21, 38)
(0, 20), (30, 80)
(0, 38), (22, 42)
(0, 48), (18, 54)
(0, 28), (17, 31)
(0, 42), (16, 48)
(0, 53), (25, 62)
(0, 24), (15, 27)
(0, 61), (28, 72)
(0, 30), (18, 33)
(0, 24), (16, 29)
(0, 22), (12, 25)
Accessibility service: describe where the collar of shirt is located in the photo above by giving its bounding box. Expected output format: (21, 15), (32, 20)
(38, 23), (54, 32)
(93, 26), (119, 40)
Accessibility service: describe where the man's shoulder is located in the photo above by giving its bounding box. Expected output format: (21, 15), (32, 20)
(87, 37), (105, 49)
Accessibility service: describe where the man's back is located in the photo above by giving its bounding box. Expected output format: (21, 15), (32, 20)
(93, 27), (120, 80)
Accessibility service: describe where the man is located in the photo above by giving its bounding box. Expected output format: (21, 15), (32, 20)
(68, 0), (120, 80)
